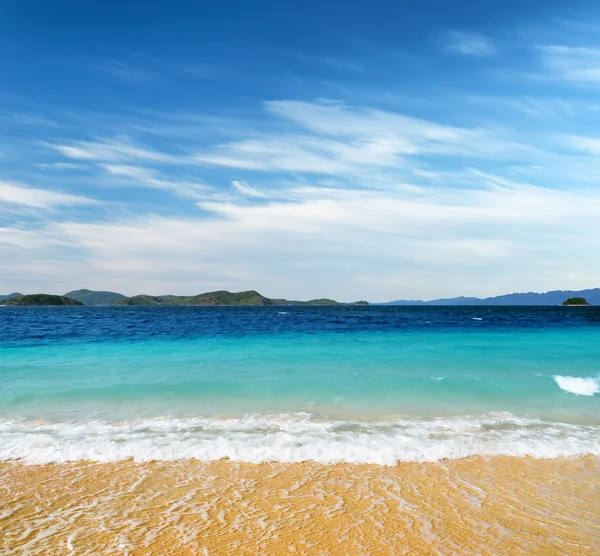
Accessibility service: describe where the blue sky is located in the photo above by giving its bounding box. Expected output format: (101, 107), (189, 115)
(2, 0), (600, 301)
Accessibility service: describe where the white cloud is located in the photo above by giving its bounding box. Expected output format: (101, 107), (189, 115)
(231, 180), (269, 198)
(47, 138), (180, 163)
(196, 135), (405, 173)
(0, 181), (97, 209)
(563, 135), (600, 154)
(536, 45), (600, 83)
(194, 100), (542, 175)
(468, 95), (576, 119)
(36, 163), (89, 170)
(441, 31), (496, 57)
(265, 100), (462, 141)
(100, 164), (208, 199)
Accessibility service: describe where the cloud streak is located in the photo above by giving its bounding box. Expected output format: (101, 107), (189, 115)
(533, 44), (600, 84)
(89, 59), (158, 84)
(0, 181), (97, 209)
(441, 31), (496, 57)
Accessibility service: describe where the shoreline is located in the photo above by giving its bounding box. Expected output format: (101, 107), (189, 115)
(2, 456), (599, 555)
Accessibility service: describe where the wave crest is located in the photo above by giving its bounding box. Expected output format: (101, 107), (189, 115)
(554, 375), (600, 396)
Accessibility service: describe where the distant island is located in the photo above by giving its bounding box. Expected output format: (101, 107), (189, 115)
(2, 286), (599, 307)
(0, 289), (368, 307)
(0, 294), (83, 306)
(561, 297), (591, 306)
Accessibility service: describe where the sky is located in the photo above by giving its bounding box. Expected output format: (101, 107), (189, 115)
(2, 0), (600, 301)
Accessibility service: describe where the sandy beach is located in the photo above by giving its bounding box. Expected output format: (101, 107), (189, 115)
(1, 456), (599, 555)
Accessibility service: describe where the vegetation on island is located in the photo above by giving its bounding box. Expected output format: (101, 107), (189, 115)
(189, 290), (274, 306)
(561, 297), (591, 306)
(117, 295), (165, 306)
(116, 290), (275, 306)
(64, 289), (126, 306)
(114, 291), (370, 307)
(0, 294), (83, 306)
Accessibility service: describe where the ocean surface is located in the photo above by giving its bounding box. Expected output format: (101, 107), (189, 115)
(1, 305), (599, 465)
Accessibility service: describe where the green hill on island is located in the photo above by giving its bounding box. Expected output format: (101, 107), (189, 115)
(0, 294), (83, 306)
(561, 297), (591, 306)
(64, 289), (126, 306)
(116, 290), (275, 306)
(116, 295), (169, 306)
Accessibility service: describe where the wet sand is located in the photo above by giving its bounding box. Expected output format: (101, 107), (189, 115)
(1, 456), (599, 555)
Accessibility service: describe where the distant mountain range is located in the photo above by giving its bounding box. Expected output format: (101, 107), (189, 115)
(379, 288), (600, 306)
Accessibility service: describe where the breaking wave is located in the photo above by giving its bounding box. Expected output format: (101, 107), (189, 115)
(554, 375), (600, 396)
(1, 413), (599, 465)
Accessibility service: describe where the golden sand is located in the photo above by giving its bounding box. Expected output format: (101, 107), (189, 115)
(1, 456), (599, 555)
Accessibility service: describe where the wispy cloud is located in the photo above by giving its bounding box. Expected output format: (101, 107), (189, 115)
(46, 138), (181, 163)
(36, 162), (89, 170)
(563, 135), (600, 154)
(231, 180), (269, 198)
(322, 58), (365, 73)
(168, 62), (215, 78)
(89, 59), (158, 84)
(293, 52), (365, 73)
(195, 100), (543, 175)
(196, 135), (405, 174)
(0, 181), (97, 209)
(441, 31), (496, 57)
(100, 164), (208, 199)
(536, 45), (600, 83)
(0, 112), (58, 127)
(469, 95), (576, 119)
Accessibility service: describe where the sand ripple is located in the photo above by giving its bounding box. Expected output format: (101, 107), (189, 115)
(1, 456), (599, 555)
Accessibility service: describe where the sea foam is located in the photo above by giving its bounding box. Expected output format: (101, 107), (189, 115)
(554, 375), (600, 396)
(1, 413), (599, 466)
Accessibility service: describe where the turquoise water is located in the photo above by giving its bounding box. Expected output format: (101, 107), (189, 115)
(1, 306), (599, 464)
